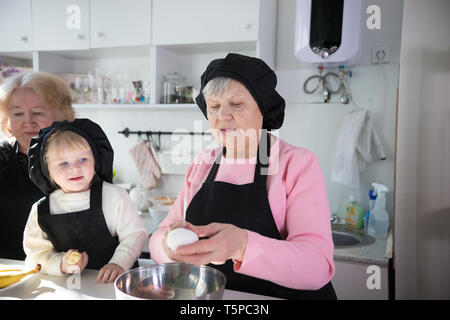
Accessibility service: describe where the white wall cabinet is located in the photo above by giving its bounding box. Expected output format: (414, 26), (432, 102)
(152, 0), (260, 45)
(32, 0), (90, 51)
(90, 0), (151, 48)
(150, 0), (277, 103)
(2, 0), (277, 107)
(32, 0), (151, 51)
(0, 0), (33, 52)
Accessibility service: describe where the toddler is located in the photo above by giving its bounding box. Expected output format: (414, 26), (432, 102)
(24, 118), (148, 283)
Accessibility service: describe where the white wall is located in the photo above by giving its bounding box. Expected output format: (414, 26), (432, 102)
(276, 64), (398, 220)
(272, 0), (402, 216)
(395, 0), (450, 299)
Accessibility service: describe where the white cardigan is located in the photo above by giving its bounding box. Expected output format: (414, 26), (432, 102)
(23, 182), (148, 276)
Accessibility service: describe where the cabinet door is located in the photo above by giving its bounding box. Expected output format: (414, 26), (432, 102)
(90, 0), (151, 48)
(0, 0), (33, 52)
(152, 0), (260, 45)
(32, 0), (89, 51)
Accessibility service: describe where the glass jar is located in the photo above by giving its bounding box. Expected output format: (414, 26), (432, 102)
(161, 72), (186, 104)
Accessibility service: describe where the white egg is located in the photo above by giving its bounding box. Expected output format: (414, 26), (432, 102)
(166, 228), (199, 251)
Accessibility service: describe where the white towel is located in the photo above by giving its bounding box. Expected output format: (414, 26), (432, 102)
(129, 140), (162, 189)
(331, 109), (386, 187)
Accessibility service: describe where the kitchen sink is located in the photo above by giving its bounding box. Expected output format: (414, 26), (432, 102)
(331, 224), (375, 248)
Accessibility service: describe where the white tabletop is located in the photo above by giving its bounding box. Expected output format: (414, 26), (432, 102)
(0, 259), (278, 300)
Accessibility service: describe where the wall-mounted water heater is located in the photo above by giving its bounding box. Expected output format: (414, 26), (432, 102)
(294, 0), (362, 65)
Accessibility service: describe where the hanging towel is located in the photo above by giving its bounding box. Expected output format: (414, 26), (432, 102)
(331, 109), (386, 188)
(129, 140), (162, 189)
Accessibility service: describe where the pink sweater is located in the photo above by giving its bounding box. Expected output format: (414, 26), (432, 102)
(149, 137), (335, 290)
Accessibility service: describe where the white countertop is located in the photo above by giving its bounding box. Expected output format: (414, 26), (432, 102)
(0, 259), (279, 300)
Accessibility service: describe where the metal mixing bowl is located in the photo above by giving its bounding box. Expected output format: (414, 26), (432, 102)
(114, 263), (226, 300)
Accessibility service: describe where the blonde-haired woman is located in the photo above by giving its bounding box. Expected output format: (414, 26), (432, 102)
(0, 72), (75, 260)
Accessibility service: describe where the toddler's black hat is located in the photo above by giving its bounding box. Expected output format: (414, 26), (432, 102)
(28, 118), (114, 195)
(195, 53), (285, 130)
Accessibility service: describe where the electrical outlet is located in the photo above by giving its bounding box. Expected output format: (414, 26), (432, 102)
(371, 46), (390, 64)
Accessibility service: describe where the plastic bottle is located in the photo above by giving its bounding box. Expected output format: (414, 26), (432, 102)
(345, 191), (364, 229)
(368, 183), (390, 238)
(364, 187), (377, 232)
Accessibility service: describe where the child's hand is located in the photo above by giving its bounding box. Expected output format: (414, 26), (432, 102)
(97, 263), (124, 283)
(61, 249), (88, 274)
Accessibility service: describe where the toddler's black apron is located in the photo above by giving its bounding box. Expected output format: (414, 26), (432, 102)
(0, 142), (43, 260)
(37, 181), (120, 270)
(186, 133), (337, 300)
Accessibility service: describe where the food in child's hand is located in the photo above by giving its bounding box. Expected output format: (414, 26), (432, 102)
(166, 228), (199, 251)
(67, 251), (82, 265)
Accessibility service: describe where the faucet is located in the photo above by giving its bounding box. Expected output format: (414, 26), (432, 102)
(330, 213), (341, 224)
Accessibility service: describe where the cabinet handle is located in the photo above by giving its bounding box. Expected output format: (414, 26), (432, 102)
(20, 35), (28, 42)
(94, 31), (104, 38)
(240, 22), (251, 30)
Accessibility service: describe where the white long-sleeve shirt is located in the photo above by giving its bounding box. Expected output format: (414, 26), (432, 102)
(23, 182), (148, 276)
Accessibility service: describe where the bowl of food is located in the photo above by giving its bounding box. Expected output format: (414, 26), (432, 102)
(150, 195), (177, 207)
(114, 263), (226, 300)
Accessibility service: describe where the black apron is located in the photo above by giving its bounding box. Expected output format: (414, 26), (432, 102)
(186, 133), (337, 300)
(37, 181), (120, 270)
(0, 142), (44, 260)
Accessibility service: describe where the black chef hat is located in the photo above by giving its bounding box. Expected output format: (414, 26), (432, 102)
(195, 53), (285, 130)
(28, 118), (114, 195)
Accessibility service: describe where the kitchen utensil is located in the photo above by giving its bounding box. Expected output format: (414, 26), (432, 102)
(114, 263), (226, 300)
(129, 185), (152, 212)
(161, 72), (186, 104)
(148, 205), (170, 223)
(180, 85), (194, 103)
(132, 80), (144, 103)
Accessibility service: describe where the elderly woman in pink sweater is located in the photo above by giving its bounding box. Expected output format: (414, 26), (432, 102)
(149, 53), (336, 300)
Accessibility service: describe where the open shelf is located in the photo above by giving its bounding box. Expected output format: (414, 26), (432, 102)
(73, 103), (198, 111)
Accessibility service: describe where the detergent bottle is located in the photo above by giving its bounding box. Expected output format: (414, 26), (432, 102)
(345, 190), (364, 229)
(364, 186), (377, 232)
(368, 183), (390, 238)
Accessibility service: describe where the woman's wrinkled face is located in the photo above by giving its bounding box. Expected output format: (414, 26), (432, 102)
(47, 144), (95, 194)
(206, 80), (263, 156)
(8, 88), (59, 154)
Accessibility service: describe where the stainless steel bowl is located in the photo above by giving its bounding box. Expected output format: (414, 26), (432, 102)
(114, 263), (226, 300)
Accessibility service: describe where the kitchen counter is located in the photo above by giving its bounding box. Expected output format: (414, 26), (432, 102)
(141, 213), (392, 267)
(0, 259), (279, 300)
(333, 229), (392, 267)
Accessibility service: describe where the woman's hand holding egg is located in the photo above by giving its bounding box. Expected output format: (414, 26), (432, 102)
(162, 221), (199, 260)
(166, 222), (248, 267)
(166, 228), (199, 251)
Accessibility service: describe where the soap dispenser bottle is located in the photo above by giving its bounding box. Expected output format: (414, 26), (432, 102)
(345, 190), (364, 229)
(368, 183), (390, 238)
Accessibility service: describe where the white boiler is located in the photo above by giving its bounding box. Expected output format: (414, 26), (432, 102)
(294, 0), (363, 65)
